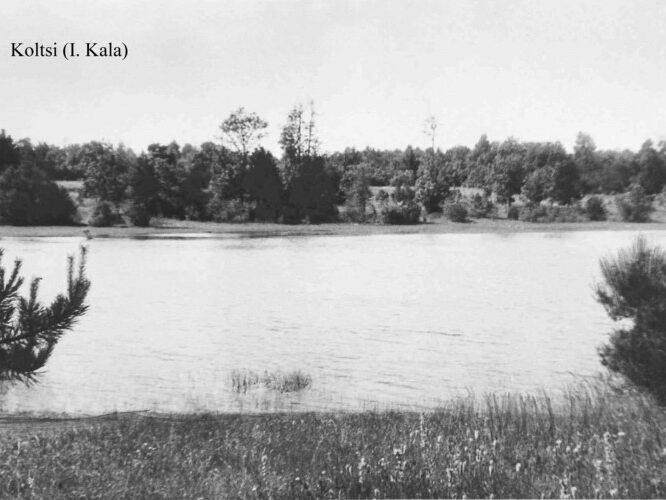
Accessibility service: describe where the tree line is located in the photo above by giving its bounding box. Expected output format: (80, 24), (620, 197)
(1, 106), (665, 226)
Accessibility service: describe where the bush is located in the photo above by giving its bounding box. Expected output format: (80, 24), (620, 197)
(517, 203), (586, 223)
(615, 185), (654, 222)
(467, 193), (496, 219)
(595, 236), (666, 403)
(585, 195), (607, 221)
(0, 165), (77, 226)
(89, 201), (122, 227)
(379, 201), (421, 225)
(127, 202), (152, 227)
(210, 199), (255, 223)
(507, 205), (520, 220)
(444, 201), (468, 222)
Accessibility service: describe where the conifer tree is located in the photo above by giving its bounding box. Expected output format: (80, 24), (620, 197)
(0, 247), (90, 384)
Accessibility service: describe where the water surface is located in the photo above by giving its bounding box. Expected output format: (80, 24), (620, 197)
(0, 230), (660, 415)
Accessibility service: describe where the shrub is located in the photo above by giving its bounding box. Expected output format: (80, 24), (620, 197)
(374, 189), (389, 203)
(0, 165), (77, 226)
(615, 185), (654, 222)
(507, 205), (520, 220)
(467, 193), (497, 219)
(444, 201), (468, 222)
(0, 247), (90, 384)
(585, 195), (607, 221)
(595, 236), (666, 402)
(89, 201), (122, 227)
(127, 202), (152, 227)
(517, 203), (586, 223)
(210, 199), (255, 223)
(379, 201), (421, 225)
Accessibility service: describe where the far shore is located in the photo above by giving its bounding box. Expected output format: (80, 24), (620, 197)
(2, 215), (666, 239)
(3, 216), (666, 239)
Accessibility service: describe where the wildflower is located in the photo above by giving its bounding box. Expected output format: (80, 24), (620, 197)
(515, 462), (522, 473)
(617, 431), (625, 438)
(571, 486), (577, 499)
(609, 488), (618, 498)
(474, 430), (480, 440)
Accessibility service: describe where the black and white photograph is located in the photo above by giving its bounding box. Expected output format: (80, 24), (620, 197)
(1, 1), (665, 497)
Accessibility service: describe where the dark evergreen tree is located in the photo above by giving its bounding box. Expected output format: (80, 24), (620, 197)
(0, 130), (21, 173)
(242, 148), (282, 221)
(596, 237), (666, 403)
(0, 247), (90, 384)
(127, 155), (161, 226)
(0, 164), (77, 226)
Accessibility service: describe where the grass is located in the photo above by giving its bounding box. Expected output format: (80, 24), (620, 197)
(230, 369), (312, 394)
(0, 381), (664, 498)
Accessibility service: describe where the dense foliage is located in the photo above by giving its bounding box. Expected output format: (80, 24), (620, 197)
(0, 247), (90, 384)
(1, 120), (665, 226)
(596, 236), (666, 402)
(0, 132), (77, 225)
(615, 185), (654, 222)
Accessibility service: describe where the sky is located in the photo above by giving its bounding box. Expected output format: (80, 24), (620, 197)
(1, 0), (665, 154)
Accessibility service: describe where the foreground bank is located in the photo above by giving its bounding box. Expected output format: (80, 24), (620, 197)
(1, 385), (664, 499)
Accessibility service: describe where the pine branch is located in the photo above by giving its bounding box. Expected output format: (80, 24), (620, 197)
(0, 246), (90, 384)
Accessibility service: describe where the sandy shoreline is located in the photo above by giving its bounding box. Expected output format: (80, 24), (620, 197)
(2, 216), (666, 239)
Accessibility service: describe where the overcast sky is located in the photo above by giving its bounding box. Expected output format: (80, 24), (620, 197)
(1, 0), (665, 154)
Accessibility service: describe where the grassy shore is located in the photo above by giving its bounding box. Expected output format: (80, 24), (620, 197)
(2, 215), (666, 239)
(0, 384), (664, 499)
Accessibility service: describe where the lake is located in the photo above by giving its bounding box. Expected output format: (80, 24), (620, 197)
(0, 229), (662, 415)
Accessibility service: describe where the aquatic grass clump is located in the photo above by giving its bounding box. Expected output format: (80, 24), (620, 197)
(230, 368), (261, 394)
(263, 369), (312, 393)
(230, 368), (312, 393)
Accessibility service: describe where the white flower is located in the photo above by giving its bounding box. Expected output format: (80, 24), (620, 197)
(515, 462), (522, 473)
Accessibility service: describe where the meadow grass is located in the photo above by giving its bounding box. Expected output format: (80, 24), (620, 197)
(0, 382), (664, 499)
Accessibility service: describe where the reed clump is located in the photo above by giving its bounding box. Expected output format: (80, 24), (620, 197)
(230, 368), (312, 394)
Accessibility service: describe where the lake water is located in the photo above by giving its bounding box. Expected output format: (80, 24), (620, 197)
(0, 229), (662, 415)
